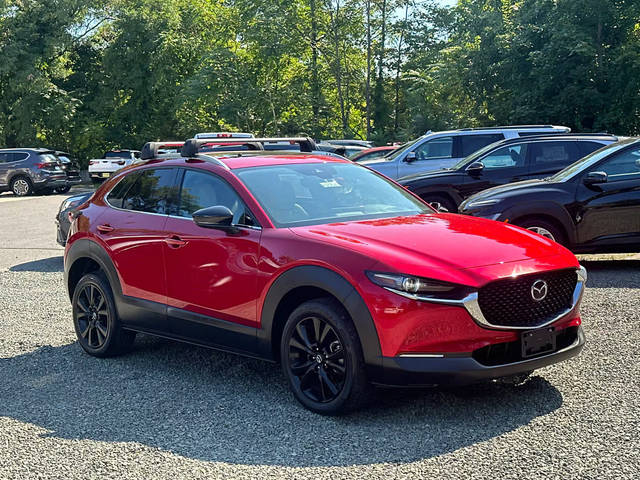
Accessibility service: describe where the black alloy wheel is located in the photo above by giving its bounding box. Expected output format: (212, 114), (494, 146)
(281, 298), (372, 414)
(75, 282), (110, 349)
(72, 271), (135, 357)
(287, 316), (346, 404)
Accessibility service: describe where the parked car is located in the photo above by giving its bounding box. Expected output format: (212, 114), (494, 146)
(316, 143), (367, 158)
(56, 192), (92, 245)
(362, 125), (571, 179)
(0, 148), (68, 196)
(322, 139), (374, 148)
(459, 138), (640, 253)
(55, 151), (83, 193)
(399, 134), (618, 212)
(88, 150), (140, 183)
(65, 143), (586, 414)
(351, 145), (400, 163)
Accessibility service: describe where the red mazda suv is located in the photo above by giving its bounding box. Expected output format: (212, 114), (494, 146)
(64, 140), (586, 414)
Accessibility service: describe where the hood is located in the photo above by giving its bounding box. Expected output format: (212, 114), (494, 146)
(398, 168), (461, 185)
(466, 179), (550, 201)
(290, 213), (577, 286)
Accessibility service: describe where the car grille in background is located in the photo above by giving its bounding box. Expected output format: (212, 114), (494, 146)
(477, 269), (577, 328)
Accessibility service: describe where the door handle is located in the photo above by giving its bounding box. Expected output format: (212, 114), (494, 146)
(164, 235), (187, 248)
(97, 224), (114, 233)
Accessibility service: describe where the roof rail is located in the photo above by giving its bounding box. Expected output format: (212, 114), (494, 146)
(456, 125), (569, 131)
(181, 137), (317, 158)
(140, 141), (185, 160)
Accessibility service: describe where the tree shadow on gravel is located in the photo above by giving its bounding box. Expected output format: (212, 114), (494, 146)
(580, 259), (640, 289)
(0, 336), (563, 467)
(9, 256), (64, 273)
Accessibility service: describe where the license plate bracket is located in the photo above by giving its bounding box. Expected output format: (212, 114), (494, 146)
(521, 327), (556, 358)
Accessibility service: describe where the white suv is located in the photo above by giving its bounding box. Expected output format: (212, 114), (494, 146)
(362, 125), (570, 179)
(88, 150), (140, 182)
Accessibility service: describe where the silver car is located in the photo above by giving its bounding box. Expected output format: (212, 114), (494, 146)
(361, 125), (571, 179)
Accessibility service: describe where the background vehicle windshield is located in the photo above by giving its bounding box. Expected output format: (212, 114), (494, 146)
(236, 163), (431, 227)
(549, 140), (636, 181)
(383, 136), (424, 162)
(105, 151), (131, 159)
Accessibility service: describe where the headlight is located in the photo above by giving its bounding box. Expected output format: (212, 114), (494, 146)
(465, 198), (501, 209)
(366, 271), (472, 300)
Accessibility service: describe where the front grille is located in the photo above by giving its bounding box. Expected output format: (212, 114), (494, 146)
(477, 269), (577, 328)
(472, 326), (579, 366)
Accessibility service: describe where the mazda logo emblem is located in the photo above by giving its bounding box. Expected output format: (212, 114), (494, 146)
(531, 280), (548, 301)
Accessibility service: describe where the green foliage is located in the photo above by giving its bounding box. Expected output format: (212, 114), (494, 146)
(0, 0), (638, 164)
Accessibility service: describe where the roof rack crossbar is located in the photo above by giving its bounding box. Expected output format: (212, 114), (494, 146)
(140, 141), (185, 160)
(456, 125), (569, 131)
(181, 137), (317, 157)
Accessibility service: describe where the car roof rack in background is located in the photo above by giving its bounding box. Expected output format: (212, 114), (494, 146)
(181, 137), (317, 158)
(140, 141), (185, 160)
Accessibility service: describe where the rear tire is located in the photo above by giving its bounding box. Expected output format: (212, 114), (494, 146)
(281, 298), (372, 415)
(72, 271), (136, 357)
(515, 218), (565, 245)
(55, 185), (71, 194)
(420, 194), (457, 213)
(10, 176), (33, 196)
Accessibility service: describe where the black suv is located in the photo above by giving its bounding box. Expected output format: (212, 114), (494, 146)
(398, 135), (617, 212)
(459, 138), (640, 253)
(0, 148), (69, 196)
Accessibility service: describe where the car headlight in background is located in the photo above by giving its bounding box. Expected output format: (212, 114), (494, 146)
(366, 271), (473, 300)
(59, 197), (84, 213)
(464, 198), (501, 209)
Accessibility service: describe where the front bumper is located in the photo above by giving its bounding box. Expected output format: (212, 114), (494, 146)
(370, 325), (585, 386)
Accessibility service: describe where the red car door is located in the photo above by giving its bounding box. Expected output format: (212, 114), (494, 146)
(162, 168), (262, 350)
(95, 167), (179, 333)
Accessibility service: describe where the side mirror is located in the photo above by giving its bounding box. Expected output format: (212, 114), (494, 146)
(404, 151), (417, 163)
(466, 161), (485, 175)
(583, 171), (608, 186)
(192, 205), (234, 228)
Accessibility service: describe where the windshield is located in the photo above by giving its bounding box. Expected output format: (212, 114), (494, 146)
(450, 140), (507, 170)
(549, 140), (637, 181)
(236, 162), (432, 227)
(383, 136), (426, 162)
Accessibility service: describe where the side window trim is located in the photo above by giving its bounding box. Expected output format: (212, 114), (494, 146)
(174, 168), (261, 229)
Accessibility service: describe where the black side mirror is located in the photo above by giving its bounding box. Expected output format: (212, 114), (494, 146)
(583, 171), (608, 186)
(466, 161), (485, 175)
(404, 151), (417, 163)
(192, 205), (234, 229)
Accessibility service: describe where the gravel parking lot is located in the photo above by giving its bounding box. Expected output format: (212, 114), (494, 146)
(0, 191), (638, 480)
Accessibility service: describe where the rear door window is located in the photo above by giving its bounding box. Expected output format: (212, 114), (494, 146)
(459, 134), (505, 157)
(121, 168), (179, 214)
(529, 141), (581, 171)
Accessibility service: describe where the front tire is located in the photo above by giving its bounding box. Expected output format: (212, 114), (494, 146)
(72, 271), (135, 357)
(420, 194), (457, 213)
(281, 298), (372, 415)
(11, 176), (33, 196)
(516, 218), (565, 245)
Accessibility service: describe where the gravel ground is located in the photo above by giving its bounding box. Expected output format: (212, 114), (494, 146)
(0, 192), (639, 479)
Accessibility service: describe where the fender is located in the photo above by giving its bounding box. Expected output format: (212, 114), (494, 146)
(65, 238), (123, 300)
(64, 238), (167, 331)
(502, 201), (577, 245)
(257, 265), (382, 370)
